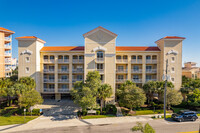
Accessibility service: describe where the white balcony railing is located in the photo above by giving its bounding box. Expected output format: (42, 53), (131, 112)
(97, 69), (104, 74)
(95, 58), (104, 62)
(146, 59), (157, 63)
(132, 79), (142, 83)
(43, 59), (55, 63)
(58, 59), (69, 63)
(5, 53), (11, 56)
(58, 88), (70, 92)
(5, 68), (12, 71)
(44, 88), (55, 92)
(58, 69), (69, 73)
(131, 59), (142, 63)
(73, 69), (84, 73)
(5, 60), (11, 64)
(132, 69), (142, 73)
(116, 59), (128, 63)
(4, 45), (11, 49)
(116, 79), (128, 83)
(43, 79), (55, 83)
(4, 37), (11, 41)
(58, 79), (69, 83)
(146, 69), (157, 73)
(146, 79), (157, 82)
(43, 69), (55, 73)
(116, 69), (128, 73)
(72, 78), (83, 82)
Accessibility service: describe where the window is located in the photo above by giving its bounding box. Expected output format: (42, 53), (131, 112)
(171, 67), (175, 73)
(50, 56), (54, 60)
(132, 56), (136, 60)
(118, 75), (124, 79)
(79, 56), (84, 59)
(44, 55), (48, 59)
(146, 55), (151, 60)
(172, 57), (175, 62)
(171, 78), (175, 82)
(25, 67), (30, 73)
(146, 66), (152, 71)
(133, 66), (139, 70)
(133, 75), (139, 80)
(61, 75), (68, 80)
(44, 83), (47, 88)
(100, 75), (104, 81)
(49, 84), (55, 89)
(61, 84), (67, 89)
(118, 66), (124, 71)
(26, 57), (30, 62)
(97, 64), (103, 70)
(146, 75), (152, 80)
(97, 51), (104, 58)
(49, 75), (54, 80)
(61, 66), (68, 71)
(49, 66), (54, 71)
(116, 56), (121, 59)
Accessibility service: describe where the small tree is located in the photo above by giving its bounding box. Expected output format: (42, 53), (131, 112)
(18, 89), (43, 109)
(131, 122), (155, 133)
(18, 77), (36, 89)
(117, 80), (146, 111)
(98, 84), (113, 113)
(143, 81), (157, 103)
(187, 88), (200, 107)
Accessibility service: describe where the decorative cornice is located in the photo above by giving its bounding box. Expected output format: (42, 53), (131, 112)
(93, 46), (107, 52)
(20, 49), (33, 55)
(166, 50), (178, 55)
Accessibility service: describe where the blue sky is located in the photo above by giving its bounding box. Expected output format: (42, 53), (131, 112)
(1, 0), (200, 66)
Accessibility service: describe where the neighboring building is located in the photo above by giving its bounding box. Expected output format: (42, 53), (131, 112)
(16, 26), (185, 100)
(11, 58), (18, 70)
(182, 62), (200, 79)
(0, 27), (14, 78)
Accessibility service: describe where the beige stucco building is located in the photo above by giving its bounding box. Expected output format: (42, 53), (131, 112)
(16, 26), (185, 100)
(0, 27), (14, 78)
(182, 62), (200, 79)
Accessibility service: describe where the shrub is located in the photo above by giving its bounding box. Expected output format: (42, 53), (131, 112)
(77, 111), (81, 117)
(26, 109), (40, 116)
(105, 104), (117, 115)
(96, 110), (100, 115)
(82, 110), (87, 116)
(101, 111), (106, 115)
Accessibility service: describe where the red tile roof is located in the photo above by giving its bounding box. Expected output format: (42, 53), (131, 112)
(83, 26), (118, 37)
(116, 46), (160, 51)
(40, 46), (84, 52)
(0, 27), (15, 34)
(15, 36), (46, 43)
(155, 36), (186, 43)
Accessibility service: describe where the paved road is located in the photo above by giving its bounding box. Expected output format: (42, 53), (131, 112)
(13, 119), (200, 133)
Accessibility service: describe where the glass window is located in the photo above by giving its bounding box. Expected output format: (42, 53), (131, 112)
(61, 75), (68, 79)
(79, 56), (84, 59)
(146, 66), (152, 70)
(50, 56), (54, 59)
(146, 75), (152, 79)
(77, 75), (83, 80)
(171, 78), (175, 82)
(44, 55), (48, 59)
(171, 67), (175, 72)
(49, 84), (55, 89)
(26, 67), (30, 73)
(100, 75), (104, 81)
(118, 66), (124, 70)
(133, 75), (139, 79)
(118, 75), (124, 79)
(117, 55), (121, 59)
(146, 56), (151, 60)
(172, 57), (175, 62)
(61, 66), (68, 71)
(61, 84), (67, 88)
(26, 57), (30, 62)
(132, 56), (136, 59)
(49, 66), (54, 71)
(97, 51), (104, 58)
(97, 64), (103, 69)
(64, 55), (69, 59)
(133, 66), (139, 70)
(49, 75), (54, 80)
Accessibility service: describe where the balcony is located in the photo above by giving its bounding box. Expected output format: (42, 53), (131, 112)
(116, 59), (128, 63)
(43, 69), (55, 73)
(58, 59), (69, 63)
(43, 59), (55, 63)
(96, 58), (104, 63)
(58, 79), (69, 83)
(116, 69), (128, 73)
(5, 53), (11, 56)
(58, 69), (69, 73)
(116, 79), (128, 83)
(97, 69), (104, 74)
(5, 60), (11, 64)
(72, 78), (83, 82)
(4, 37), (11, 42)
(44, 88), (55, 92)
(4, 45), (11, 49)
(73, 59), (84, 63)
(132, 69), (142, 73)
(132, 79), (142, 83)
(146, 59), (157, 64)
(73, 69), (84, 73)
(146, 79), (157, 82)
(43, 79), (55, 83)
(5, 68), (12, 72)
(131, 59), (142, 64)
(146, 69), (157, 73)
(58, 88), (70, 93)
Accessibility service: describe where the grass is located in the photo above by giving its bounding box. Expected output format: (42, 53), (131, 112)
(0, 116), (38, 126)
(171, 107), (186, 113)
(82, 115), (115, 119)
(134, 110), (169, 115)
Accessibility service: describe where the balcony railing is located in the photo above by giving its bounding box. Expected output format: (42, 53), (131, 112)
(58, 69), (69, 73)
(73, 69), (84, 73)
(72, 78), (83, 82)
(146, 79), (157, 82)
(96, 58), (104, 62)
(116, 59), (128, 63)
(58, 88), (70, 92)
(58, 79), (69, 83)
(4, 37), (11, 41)
(5, 53), (11, 56)
(97, 69), (104, 74)
(146, 69), (157, 73)
(43, 79), (55, 83)
(43, 69), (55, 73)
(146, 59), (157, 63)
(4, 45), (11, 49)
(43, 59), (55, 63)
(116, 69), (128, 73)
(5, 68), (12, 71)
(5, 60), (11, 64)
(116, 79), (128, 83)
(44, 88), (55, 92)
(132, 69), (142, 73)
(73, 59), (84, 63)
(58, 59), (69, 63)
(132, 79), (142, 83)
(131, 59), (142, 63)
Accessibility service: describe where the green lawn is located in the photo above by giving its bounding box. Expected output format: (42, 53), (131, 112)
(0, 116), (38, 126)
(134, 110), (169, 115)
(171, 107), (186, 113)
(82, 115), (115, 119)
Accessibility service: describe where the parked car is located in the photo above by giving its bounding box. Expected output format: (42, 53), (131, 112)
(171, 110), (198, 122)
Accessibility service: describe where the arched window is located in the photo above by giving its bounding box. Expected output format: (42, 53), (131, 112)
(97, 51), (104, 59)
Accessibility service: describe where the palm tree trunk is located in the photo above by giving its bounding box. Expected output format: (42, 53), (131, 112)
(100, 99), (103, 113)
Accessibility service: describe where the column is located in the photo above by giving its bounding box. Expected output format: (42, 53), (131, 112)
(55, 55), (58, 93)
(127, 55), (131, 80)
(142, 55), (146, 85)
(69, 55), (73, 90)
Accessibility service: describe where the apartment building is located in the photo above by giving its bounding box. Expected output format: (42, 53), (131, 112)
(0, 27), (14, 78)
(16, 26), (185, 100)
(182, 62), (200, 79)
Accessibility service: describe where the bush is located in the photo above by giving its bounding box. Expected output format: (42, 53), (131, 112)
(105, 104), (117, 115)
(96, 110), (100, 115)
(77, 111), (81, 117)
(101, 111), (106, 115)
(26, 109), (40, 116)
(82, 110), (87, 116)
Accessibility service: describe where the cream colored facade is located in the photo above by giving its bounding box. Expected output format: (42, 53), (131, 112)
(17, 26), (185, 100)
(0, 27), (14, 78)
(182, 62), (200, 79)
